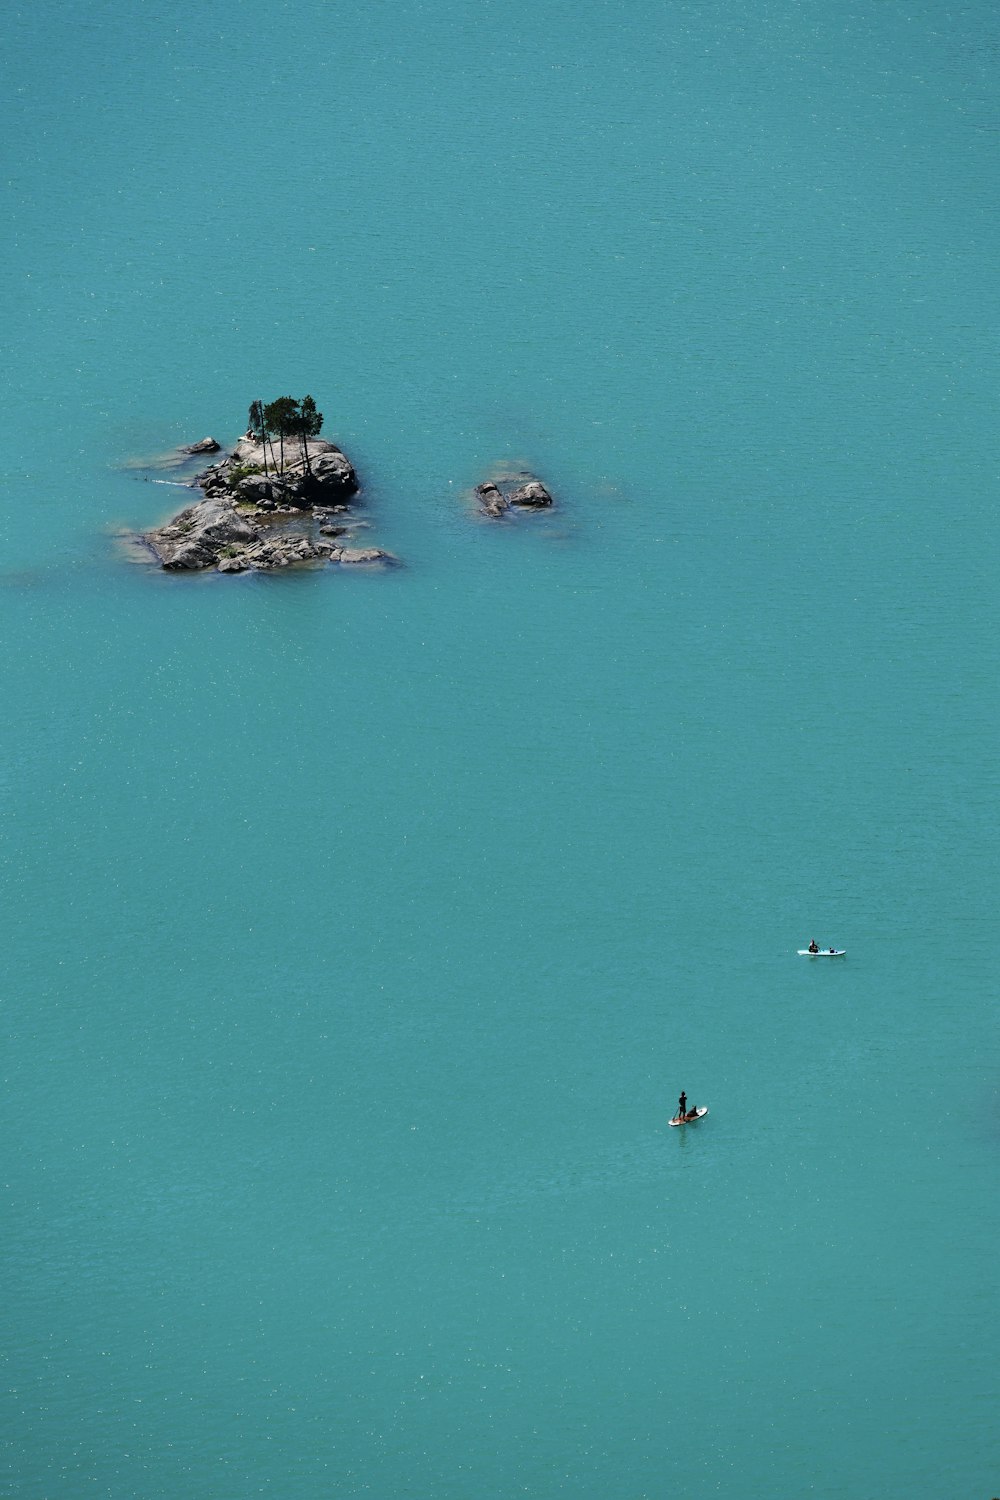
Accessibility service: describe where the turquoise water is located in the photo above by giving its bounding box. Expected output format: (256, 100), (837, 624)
(3, 1), (999, 1495)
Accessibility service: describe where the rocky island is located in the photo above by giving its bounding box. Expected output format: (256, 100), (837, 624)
(135, 398), (561, 573)
(141, 396), (395, 573)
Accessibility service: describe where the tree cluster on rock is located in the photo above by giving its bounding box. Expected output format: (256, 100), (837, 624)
(246, 396), (324, 476)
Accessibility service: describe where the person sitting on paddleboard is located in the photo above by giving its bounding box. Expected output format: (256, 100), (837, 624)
(677, 1091), (687, 1120)
(808, 939), (819, 953)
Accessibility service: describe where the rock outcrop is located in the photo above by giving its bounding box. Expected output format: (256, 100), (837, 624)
(475, 474), (553, 518)
(476, 482), (508, 518)
(196, 435), (358, 509)
(213, 537), (396, 573)
(140, 434), (393, 573)
(145, 494), (259, 570)
(508, 480), (552, 508)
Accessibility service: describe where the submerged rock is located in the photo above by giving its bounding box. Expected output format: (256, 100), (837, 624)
(334, 547), (396, 565)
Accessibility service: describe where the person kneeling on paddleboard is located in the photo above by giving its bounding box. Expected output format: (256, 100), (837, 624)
(808, 939), (819, 953)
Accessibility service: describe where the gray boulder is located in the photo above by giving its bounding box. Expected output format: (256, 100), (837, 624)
(476, 482), (508, 518)
(508, 480), (552, 508)
(235, 475), (276, 503)
(144, 495), (259, 570)
(306, 449), (357, 498)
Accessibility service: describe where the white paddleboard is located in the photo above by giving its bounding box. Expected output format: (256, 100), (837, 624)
(797, 949), (846, 957)
(669, 1107), (708, 1126)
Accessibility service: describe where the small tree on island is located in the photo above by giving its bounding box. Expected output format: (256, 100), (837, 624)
(295, 395), (323, 475)
(263, 396), (299, 472)
(247, 399), (274, 474)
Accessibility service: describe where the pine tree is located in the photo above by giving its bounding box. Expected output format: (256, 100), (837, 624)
(296, 395), (323, 475)
(263, 396), (299, 472)
(247, 400), (270, 474)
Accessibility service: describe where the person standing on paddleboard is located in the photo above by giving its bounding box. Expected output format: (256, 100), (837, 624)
(677, 1091), (687, 1120)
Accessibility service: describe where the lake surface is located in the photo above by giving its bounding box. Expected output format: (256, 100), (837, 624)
(2, 1), (999, 1495)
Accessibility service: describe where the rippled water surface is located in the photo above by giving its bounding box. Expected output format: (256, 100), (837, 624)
(2, 1), (999, 1495)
